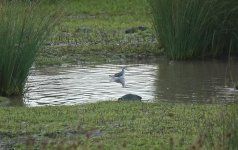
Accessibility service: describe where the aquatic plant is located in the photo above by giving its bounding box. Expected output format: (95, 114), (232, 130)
(149, 0), (238, 59)
(0, 1), (61, 96)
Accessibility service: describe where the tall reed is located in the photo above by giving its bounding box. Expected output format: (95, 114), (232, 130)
(210, 0), (238, 56)
(0, 1), (61, 96)
(149, 0), (238, 59)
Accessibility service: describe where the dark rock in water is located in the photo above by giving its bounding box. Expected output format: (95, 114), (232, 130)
(118, 94), (142, 101)
(125, 26), (148, 34)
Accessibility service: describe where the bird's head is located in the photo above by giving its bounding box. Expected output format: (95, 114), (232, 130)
(122, 66), (128, 71)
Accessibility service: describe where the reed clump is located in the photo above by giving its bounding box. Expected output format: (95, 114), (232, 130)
(149, 0), (238, 60)
(0, 1), (61, 96)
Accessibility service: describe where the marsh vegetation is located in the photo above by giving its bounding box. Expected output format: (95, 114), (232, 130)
(0, 1), (60, 96)
(149, 0), (238, 59)
(0, 0), (238, 149)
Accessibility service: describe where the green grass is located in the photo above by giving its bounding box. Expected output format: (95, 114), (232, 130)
(0, 101), (236, 149)
(149, 0), (238, 60)
(62, 0), (150, 16)
(0, 1), (61, 96)
(35, 0), (162, 66)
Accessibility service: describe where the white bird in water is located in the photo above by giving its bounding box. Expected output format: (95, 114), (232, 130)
(109, 66), (127, 79)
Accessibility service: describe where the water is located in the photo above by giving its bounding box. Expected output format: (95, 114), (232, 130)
(155, 59), (238, 103)
(17, 59), (238, 106)
(24, 64), (157, 106)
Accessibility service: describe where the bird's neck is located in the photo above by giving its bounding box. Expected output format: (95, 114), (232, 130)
(121, 69), (125, 77)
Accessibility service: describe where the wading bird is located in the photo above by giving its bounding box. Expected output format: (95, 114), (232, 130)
(109, 66), (127, 79)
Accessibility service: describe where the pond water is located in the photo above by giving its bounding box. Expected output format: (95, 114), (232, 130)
(15, 59), (238, 106)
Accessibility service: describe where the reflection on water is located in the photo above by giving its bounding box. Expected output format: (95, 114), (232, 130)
(110, 77), (126, 88)
(155, 60), (238, 103)
(19, 59), (238, 107)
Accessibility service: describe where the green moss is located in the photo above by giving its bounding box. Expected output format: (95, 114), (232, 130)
(0, 102), (235, 149)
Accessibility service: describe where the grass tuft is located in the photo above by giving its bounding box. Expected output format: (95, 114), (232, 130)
(0, 1), (61, 96)
(149, 0), (238, 60)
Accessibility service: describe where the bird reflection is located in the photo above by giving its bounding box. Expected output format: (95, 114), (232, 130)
(110, 77), (125, 88)
(109, 67), (127, 88)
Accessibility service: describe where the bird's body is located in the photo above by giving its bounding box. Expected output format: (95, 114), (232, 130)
(109, 67), (127, 79)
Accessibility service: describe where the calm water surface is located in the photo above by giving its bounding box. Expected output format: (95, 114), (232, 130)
(20, 59), (238, 106)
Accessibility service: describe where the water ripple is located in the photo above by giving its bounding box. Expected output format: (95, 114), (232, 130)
(23, 61), (238, 107)
(25, 64), (157, 106)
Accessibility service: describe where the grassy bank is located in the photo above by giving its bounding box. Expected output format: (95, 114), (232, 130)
(0, 101), (236, 149)
(36, 0), (162, 66)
